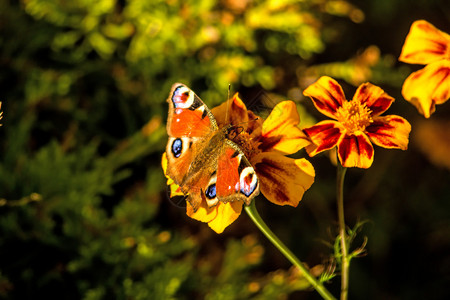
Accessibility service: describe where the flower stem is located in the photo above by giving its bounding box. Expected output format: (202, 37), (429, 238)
(336, 162), (349, 300)
(245, 201), (336, 300)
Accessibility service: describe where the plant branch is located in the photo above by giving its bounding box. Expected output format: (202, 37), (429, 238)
(337, 162), (349, 300)
(245, 201), (336, 300)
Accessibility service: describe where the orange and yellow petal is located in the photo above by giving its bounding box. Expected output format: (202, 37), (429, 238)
(303, 76), (346, 120)
(252, 152), (315, 207)
(303, 120), (345, 156)
(186, 200), (217, 223)
(337, 132), (374, 169)
(247, 109), (264, 138)
(401, 60), (450, 118)
(366, 115), (411, 150)
(259, 101), (311, 154)
(399, 20), (450, 65)
(211, 93), (249, 128)
(161, 152), (169, 176)
(161, 153), (185, 197)
(353, 82), (394, 116)
(207, 201), (243, 234)
(186, 200), (243, 234)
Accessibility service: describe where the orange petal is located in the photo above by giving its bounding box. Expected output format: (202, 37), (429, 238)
(260, 101), (311, 154)
(186, 200), (217, 223)
(247, 109), (264, 138)
(399, 20), (450, 65)
(303, 76), (345, 119)
(252, 152), (315, 207)
(211, 93), (249, 128)
(337, 132), (374, 168)
(303, 120), (345, 156)
(353, 83), (394, 116)
(207, 201), (243, 234)
(366, 115), (411, 150)
(401, 60), (450, 118)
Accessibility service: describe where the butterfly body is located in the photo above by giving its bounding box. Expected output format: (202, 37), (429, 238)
(165, 83), (259, 211)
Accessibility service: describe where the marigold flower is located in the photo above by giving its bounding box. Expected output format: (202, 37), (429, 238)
(162, 93), (315, 233)
(399, 20), (450, 118)
(302, 76), (411, 169)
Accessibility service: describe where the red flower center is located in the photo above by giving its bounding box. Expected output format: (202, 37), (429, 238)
(336, 100), (373, 133)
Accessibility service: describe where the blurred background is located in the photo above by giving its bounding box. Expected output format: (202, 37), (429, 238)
(0, 0), (449, 299)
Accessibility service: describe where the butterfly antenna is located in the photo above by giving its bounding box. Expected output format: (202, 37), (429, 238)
(225, 84), (231, 124)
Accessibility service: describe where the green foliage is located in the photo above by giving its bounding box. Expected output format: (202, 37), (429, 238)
(333, 221), (368, 269)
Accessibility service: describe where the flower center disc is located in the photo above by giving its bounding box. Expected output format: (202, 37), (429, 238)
(336, 100), (373, 133)
(232, 132), (261, 159)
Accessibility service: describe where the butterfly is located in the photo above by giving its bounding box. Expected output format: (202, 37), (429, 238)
(165, 83), (260, 212)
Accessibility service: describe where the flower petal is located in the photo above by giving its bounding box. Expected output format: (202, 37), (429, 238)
(353, 83), (394, 116)
(247, 109), (264, 138)
(186, 200), (217, 224)
(399, 20), (450, 65)
(211, 93), (249, 128)
(366, 115), (411, 150)
(161, 153), (185, 197)
(401, 60), (450, 118)
(303, 76), (346, 119)
(337, 132), (374, 169)
(259, 101), (311, 154)
(207, 201), (243, 234)
(252, 152), (315, 207)
(303, 120), (344, 156)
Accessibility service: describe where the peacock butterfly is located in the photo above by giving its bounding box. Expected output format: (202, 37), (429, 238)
(165, 83), (260, 212)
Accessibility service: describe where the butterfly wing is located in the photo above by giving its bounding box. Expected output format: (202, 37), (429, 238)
(166, 83), (218, 137)
(165, 84), (259, 213)
(199, 141), (259, 208)
(165, 83), (218, 193)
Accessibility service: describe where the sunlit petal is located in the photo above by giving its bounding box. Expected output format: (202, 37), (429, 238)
(303, 120), (345, 156)
(303, 76), (345, 119)
(260, 101), (311, 154)
(161, 153), (185, 197)
(366, 115), (411, 150)
(401, 60), (450, 118)
(186, 201), (217, 223)
(212, 93), (249, 128)
(207, 201), (243, 234)
(353, 83), (394, 116)
(247, 109), (264, 138)
(399, 20), (450, 65)
(252, 152), (315, 207)
(338, 132), (374, 168)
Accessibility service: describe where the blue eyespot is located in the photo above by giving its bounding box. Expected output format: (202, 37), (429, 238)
(205, 184), (217, 199)
(172, 138), (183, 158)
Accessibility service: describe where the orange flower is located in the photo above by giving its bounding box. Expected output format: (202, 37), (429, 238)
(399, 20), (450, 118)
(162, 93), (315, 233)
(302, 76), (411, 169)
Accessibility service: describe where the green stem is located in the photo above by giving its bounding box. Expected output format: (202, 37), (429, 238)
(245, 201), (336, 300)
(336, 162), (349, 300)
